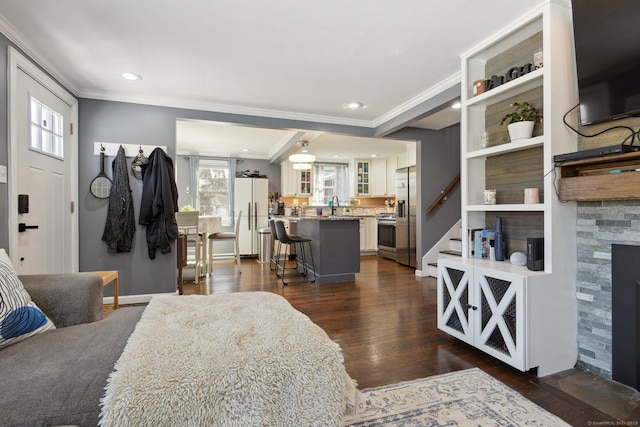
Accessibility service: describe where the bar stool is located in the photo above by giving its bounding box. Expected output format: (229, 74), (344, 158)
(274, 220), (316, 285)
(270, 219), (301, 279)
(268, 219), (280, 276)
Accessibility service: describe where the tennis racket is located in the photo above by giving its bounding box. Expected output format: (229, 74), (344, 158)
(90, 148), (112, 199)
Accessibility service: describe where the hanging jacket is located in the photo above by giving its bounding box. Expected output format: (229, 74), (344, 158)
(102, 146), (136, 252)
(139, 148), (179, 259)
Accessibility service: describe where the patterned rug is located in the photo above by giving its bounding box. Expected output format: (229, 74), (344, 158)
(344, 368), (570, 426)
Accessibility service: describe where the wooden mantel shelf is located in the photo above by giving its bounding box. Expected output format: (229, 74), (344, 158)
(557, 151), (640, 201)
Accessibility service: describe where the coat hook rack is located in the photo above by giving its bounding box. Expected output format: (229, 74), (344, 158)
(93, 142), (167, 157)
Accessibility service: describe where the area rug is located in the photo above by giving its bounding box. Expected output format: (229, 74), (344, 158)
(99, 292), (357, 427)
(344, 368), (570, 426)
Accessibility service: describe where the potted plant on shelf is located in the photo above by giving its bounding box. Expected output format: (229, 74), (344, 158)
(500, 102), (542, 141)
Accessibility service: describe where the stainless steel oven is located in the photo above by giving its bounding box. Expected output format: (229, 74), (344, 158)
(377, 214), (396, 261)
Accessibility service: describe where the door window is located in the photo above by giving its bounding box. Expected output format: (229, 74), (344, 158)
(30, 96), (64, 158)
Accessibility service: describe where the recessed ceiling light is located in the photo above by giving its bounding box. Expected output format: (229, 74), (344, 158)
(121, 72), (142, 81)
(344, 102), (365, 110)
(451, 102), (462, 109)
(333, 155), (340, 158)
(242, 148), (249, 152)
(371, 154), (379, 158)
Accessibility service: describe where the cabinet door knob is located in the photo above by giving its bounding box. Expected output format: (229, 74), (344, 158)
(466, 304), (478, 310)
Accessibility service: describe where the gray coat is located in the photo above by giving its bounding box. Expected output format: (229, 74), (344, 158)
(102, 146), (136, 252)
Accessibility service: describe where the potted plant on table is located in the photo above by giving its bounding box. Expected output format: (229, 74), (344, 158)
(500, 102), (542, 141)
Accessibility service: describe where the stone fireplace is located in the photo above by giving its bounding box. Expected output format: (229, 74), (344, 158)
(576, 200), (640, 379)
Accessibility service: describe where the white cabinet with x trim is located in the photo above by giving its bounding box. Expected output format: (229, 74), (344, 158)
(437, 258), (574, 376)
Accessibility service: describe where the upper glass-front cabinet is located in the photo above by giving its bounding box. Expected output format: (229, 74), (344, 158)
(355, 160), (370, 196)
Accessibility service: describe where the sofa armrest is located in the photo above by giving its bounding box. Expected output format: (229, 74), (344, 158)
(18, 273), (104, 327)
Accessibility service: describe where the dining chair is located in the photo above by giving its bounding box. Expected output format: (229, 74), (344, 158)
(208, 210), (242, 273)
(175, 211), (206, 283)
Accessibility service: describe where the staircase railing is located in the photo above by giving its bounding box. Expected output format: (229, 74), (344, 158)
(426, 174), (460, 215)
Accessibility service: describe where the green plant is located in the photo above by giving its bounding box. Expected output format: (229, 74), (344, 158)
(180, 204), (195, 212)
(500, 102), (542, 125)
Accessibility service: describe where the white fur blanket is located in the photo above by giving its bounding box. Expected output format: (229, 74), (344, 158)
(99, 292), (357, 427)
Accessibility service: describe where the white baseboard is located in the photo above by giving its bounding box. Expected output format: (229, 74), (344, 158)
(415, 269), (428, 277)
(103, 292), (176, 306)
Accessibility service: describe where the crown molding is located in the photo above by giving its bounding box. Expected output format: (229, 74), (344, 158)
(372, 72), (461, 128)
(79, 89), (377, 129)
(0, 11), (79, 96)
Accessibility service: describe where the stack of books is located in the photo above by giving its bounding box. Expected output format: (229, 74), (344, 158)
(468, 228), (495, 260)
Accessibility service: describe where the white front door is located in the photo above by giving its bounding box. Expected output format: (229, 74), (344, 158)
(8, 48), (78, 274)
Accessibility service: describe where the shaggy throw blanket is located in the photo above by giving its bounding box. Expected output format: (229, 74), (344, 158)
(99, 292), (357, 427)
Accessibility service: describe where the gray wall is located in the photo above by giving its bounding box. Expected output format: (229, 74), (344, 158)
(79, 98), (369, 297)
(386, 125), (461, 270)
(236, 159), (281, 195)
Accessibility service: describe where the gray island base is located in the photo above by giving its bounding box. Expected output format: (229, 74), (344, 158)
(292, 217), (361, 284)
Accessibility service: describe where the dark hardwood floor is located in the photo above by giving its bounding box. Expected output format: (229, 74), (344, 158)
(172, 256), (625, 426)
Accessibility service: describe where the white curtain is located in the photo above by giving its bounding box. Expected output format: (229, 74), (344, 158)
(311, 163), (349, 206)
(189, 155), (199, 209)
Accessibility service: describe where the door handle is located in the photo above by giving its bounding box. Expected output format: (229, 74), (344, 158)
(18, 223), (39, 232)
(254, 202), (257, 229)
(248, 203), (251, 231)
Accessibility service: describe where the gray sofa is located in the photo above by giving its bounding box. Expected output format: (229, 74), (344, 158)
(0, 273), (145, 427)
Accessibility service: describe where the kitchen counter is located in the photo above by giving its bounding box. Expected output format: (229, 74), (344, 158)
(279, 217), (360, 284)
(279, 215), (363, 221)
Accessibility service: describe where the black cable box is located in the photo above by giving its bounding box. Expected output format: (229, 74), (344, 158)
(553, 144), (640, 163)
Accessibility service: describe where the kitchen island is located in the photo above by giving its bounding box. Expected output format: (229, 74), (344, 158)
(281, 216), (361, 284)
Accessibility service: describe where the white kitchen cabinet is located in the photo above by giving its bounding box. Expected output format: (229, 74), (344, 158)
(387, 155), (397, 197)
(406, 141), (416, 167)
(371, 159), (388, 196)
(396, 152), (407, 169)
(280, 161), (295, 196)
(280, 161), (312, 196)
(359, 217), (378, 254)
(366, 217), (377, 251)
(354, 159), (371, 196)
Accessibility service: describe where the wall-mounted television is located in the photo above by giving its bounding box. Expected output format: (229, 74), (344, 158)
(571, 0), (640, 126)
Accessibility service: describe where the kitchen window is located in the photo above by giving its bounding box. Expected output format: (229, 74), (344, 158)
(310, 163), (349, 206)
(197, 159), (232, 226)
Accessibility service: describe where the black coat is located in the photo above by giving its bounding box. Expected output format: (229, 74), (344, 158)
(139, 148), (179, 259)
(102, 146), (136, 252)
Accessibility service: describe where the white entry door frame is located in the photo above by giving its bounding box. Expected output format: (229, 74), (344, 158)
(7, 47), (79, 272)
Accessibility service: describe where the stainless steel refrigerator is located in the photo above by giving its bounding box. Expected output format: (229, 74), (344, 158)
(396, 166), (417, 268)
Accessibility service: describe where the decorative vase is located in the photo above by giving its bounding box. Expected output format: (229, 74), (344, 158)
(507, 121), (535, 141)
(494, 216), (505, 261)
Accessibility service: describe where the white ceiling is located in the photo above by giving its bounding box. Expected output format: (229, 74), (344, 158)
(177, 119), (412, 161)
(0, 0), (547, 159)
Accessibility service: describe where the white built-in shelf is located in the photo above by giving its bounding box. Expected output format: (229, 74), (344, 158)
(449, 257), (549, 277)
(466, 68), (544, 108)
(466, 203), (545, 212)
(466, 136), (544, 159)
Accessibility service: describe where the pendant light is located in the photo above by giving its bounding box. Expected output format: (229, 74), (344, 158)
(289, 141), (316, 163)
